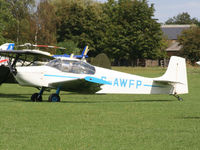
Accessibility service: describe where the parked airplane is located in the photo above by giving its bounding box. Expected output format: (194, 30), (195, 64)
(0, 43), (89, 66)
(0, 49), (188, 102)
(53, 45), (89, 59)
(0, 43), (15, 65)
(18, 43), (89, 59)
(196, 61), (200, 65)
(0, 43), (89, 86)
(0, 43), (15, 51)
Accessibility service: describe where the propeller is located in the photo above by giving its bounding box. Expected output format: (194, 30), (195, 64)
(18, 43), (66, 50)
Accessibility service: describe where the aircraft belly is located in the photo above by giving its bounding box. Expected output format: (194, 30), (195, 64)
(97, 83), (172, 94)
(97, 85), (152, 94)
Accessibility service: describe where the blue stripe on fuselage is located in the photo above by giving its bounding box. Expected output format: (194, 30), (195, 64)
(143, 84), (162, 87)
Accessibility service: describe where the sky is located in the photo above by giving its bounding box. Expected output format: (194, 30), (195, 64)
(98, 0), (200, 23)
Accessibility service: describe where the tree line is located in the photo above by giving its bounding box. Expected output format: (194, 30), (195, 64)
(0, 0), (166, 65)
(165, 12), (200, 64)
(0, 0), (200, 65)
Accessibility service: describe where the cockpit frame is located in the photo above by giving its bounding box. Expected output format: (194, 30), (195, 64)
(46, 59), (96, 75)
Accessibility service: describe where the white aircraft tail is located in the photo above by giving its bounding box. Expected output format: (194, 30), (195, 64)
(0, 43), (15, 50)
(156, 56), (188, 94)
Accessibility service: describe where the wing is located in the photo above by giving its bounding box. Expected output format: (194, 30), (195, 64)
(49, 78), (101, 94)
(0, 50), (54, 63)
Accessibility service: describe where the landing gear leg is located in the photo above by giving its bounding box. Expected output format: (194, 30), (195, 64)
(31, 87), (45, 102)
(48, 87), (61, 102)
(173, 93), (183, 101)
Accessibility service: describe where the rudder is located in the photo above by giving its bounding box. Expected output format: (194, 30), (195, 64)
(158, 56), (188, 94)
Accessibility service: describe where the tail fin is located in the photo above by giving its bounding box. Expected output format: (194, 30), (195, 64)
(81, 46), (89, 59)
(156, 56), (188, 94)
(0, 43), (15, 50)
(70, 53), (74, 58)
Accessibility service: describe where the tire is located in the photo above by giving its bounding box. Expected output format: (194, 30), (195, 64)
(48, 94), (60, 102)
(31, 93), (42, 102)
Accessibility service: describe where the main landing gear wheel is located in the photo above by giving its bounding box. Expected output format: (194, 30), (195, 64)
(48, 94), (60, 102)
(31, 93), (42, 102)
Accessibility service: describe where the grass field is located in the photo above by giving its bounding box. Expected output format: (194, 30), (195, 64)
(0, 66), (200, 150)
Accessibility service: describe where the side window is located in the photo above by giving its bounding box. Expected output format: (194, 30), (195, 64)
(61, 60), (77, 73)
(61, 61), (70, 72)
(46, 59), (61, 70)
(69, 61), (80, 73)
(48, 59), (96, 75)
(79, 62), (95, 74)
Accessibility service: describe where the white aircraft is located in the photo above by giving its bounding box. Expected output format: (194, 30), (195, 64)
(0, 49), (188, 102)
(196, 61), (200, 65)
(0, 43), (15, 65)
(0, 43), (15, 51)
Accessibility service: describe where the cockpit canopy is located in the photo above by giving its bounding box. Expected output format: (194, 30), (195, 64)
(46, 59), (95, 75)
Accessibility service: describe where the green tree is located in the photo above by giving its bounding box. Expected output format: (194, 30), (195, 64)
(56, 40), (81, 55)
(178, 27), (200, 64)
(0, 0), (15, 44)
(54, 0), (165, 65)
(103, 0), (165, 65)
(5, 0), (35, 44)
(55, 0), (106, 53)
(36, 0), (57, 45)
(165, 12), (199, 25)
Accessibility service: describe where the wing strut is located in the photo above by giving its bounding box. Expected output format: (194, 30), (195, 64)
(11, 54), (20, 68)
(7, 54), (20, 75)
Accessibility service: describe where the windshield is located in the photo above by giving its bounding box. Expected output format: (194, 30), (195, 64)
(46, 59), (95, 75)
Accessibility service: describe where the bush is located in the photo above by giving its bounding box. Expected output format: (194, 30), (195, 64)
(91, 53), (111, 69)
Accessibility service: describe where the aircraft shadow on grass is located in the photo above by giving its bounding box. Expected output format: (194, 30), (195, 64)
(59, 99), (174, 104)
(0, 93), (174, 103)
(13, 98), (174, 103)
(0, 93), (30, 102)
(0, 93), (28, 98)
(180, 117), (200, 120)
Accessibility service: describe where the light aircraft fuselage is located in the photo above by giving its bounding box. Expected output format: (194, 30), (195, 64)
(15, 56), (188, 98)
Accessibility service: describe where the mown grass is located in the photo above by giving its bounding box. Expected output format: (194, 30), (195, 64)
(0, 66), (200, 150)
